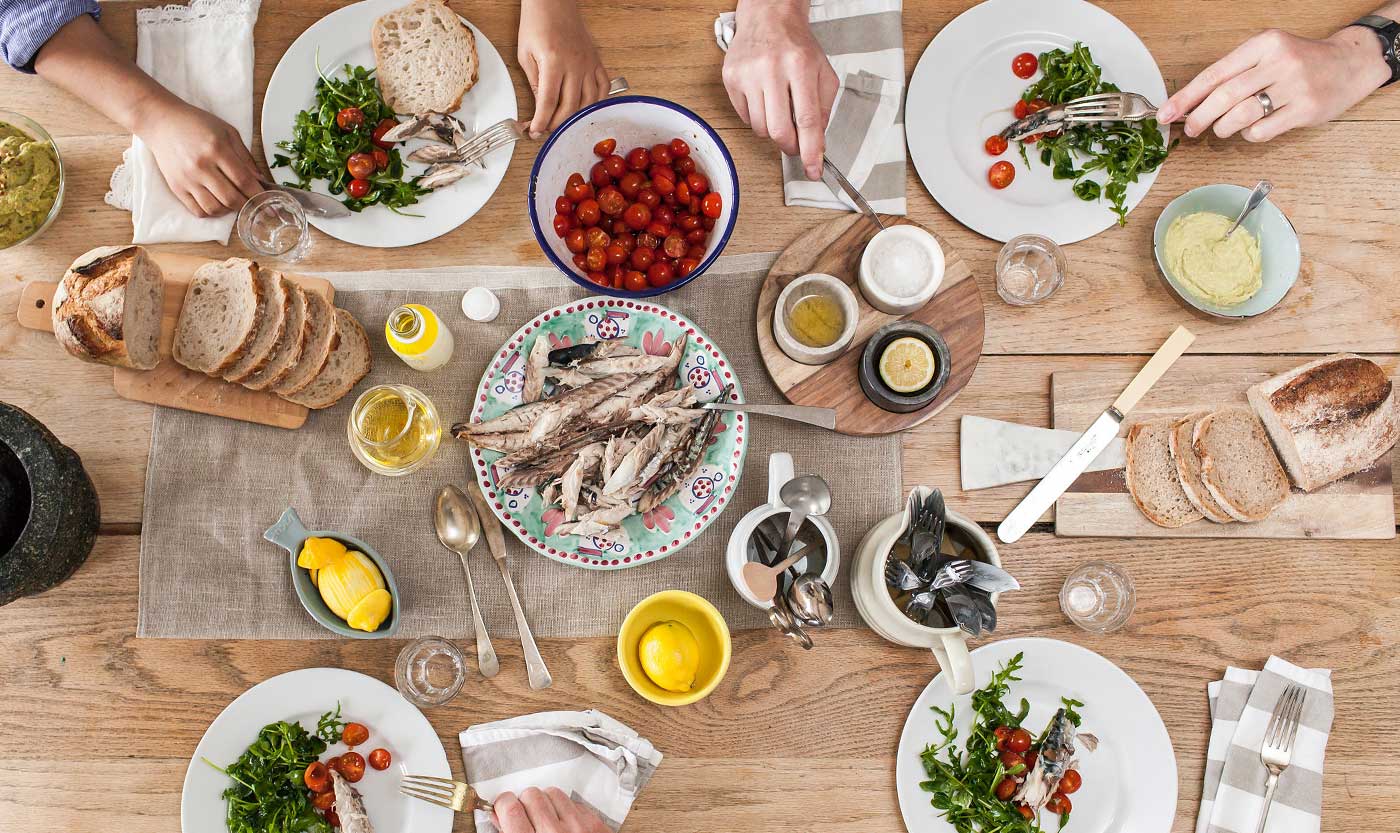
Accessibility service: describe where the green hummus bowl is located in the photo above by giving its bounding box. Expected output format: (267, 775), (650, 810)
(0, 111), (63, 251)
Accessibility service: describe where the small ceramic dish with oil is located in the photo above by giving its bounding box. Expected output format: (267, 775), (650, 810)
(263, 506), (401, 639)
(859, 321), (952, 413)
(617, 590), (731, 706)
(772, 272), (859, 365)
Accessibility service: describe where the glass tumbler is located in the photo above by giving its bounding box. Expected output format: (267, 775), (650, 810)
(996, 234), (1067, 305)
(237, 190), (311, 262)
(395, 636), (468, 707)
(1060, 560), (1135, 633)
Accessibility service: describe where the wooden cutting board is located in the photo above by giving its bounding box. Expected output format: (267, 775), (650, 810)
(16, 252), (334, 429)
(756, 214), (985, 436)
(1053, 368), (1396, 539)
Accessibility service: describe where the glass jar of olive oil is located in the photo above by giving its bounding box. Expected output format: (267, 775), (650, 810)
(347, 384), (442, 476)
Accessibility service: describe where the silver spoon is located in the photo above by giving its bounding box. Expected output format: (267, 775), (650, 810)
(432, 486), (499, 678)
(1223, 180), (1273, 238)
(775, 476), (833, 562)
(787, 574), (834, 627)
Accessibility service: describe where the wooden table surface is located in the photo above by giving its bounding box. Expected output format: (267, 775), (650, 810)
(2, 1), (1398, 831)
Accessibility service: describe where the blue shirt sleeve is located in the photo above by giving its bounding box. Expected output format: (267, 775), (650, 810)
(1, 0), (101, 73)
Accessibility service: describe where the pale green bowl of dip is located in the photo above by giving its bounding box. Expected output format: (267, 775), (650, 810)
(1152, 184), (1300, 320)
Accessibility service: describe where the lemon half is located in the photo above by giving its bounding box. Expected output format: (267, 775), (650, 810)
(638, 620), (701, 693)
(878, 337), (936, 393)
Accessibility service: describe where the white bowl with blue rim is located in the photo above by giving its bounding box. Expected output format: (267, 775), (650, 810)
(1152, 183), (1301, 320)
(528, 95), (739, 297)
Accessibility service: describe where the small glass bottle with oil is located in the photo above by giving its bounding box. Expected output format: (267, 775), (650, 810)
(386, 304), (455, 372)
(347, 384), (442, 476)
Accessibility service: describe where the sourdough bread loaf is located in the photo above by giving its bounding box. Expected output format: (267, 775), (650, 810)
(1193, 409), (1290, 522)
(1168, 412), (1235, 524)
(52, 245), (164, 370)
(272, 289), (338, 396)
(172, 258), (263, 376)
(283, 308), (372, 409)
(371, 0), (478, 113)
(1247, 354), (1399, 491)
(222, 268), (288, 383)
(1126, 418), (1204, 528)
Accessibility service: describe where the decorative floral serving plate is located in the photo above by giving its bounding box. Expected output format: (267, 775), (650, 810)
(468, 297), (747, 569)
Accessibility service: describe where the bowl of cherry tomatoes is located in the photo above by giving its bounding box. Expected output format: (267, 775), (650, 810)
(529, 95), (739, 297)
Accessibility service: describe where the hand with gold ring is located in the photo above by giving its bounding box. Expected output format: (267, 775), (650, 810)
(1156, 26), (1392, 142)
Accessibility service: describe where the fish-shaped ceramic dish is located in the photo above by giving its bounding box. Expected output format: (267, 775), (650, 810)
(463, 297), (747, 569)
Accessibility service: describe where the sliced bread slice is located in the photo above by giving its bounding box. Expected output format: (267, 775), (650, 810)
(283, 308), (372, 409)
(1125, 418), (1204, 528)
(223, 268), (288, 383)
(1168, 412), (1235, 524)
(52, 245), (164, 370)
(242, 280), (308, 391)
(371, 0), (478, 114)
(272, 290), (338, 396)
(172, 258), (263, 376)
(1193, 408), (1291, 522)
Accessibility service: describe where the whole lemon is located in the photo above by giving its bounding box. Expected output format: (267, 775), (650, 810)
(638, 620), (701, 693)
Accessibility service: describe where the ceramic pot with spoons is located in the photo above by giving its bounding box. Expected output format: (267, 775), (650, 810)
(850, 486), (1001, 694)
(725, 452), (840, 609)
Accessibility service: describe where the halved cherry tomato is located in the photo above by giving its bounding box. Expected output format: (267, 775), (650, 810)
(650, 144), (673, 165)
(985, 135), (1009, 156)
(335, 107), (364, 132)
(677, 258), (700, 278)
(564, 227), (586, 253)
(555, 196), (573, 216)
(371, 119), (398, 149)
(346, 153), (376, 179)
(675, 155), (696, 176)
(679, 214), (702, 232)
(339, 751), (366, 782)
(590, 161), (612, 187)
(669, 137), (690, 157)
(304, 761), (332, 793)
(1059, 769), (1082, 794)
(553, 214), (573, 238)
(636, 188), (660, 209)
(585, 227), (611, 250)
(1013, 99), (1030, 119)
(1016, 805), (1034, 820)
(593, 138), (617, 158)
(652, 174), (675, 197)
(326, 755), (343, 774)
(603, 154), (627, 179)
(565, 173), (591, 202)
(685, 228), (707, 245)
(1012, 51), (1038, 79)
(576, 198), (601, 226)
(623, 202), (651, 231)
(572, 252), (588, 270)
(372, 147), (390, 171)
(653, 205), (676, 227)
(673, 181), (691, 205)
(686, 243), (706, 260)
(605, 243), (628, 265)
(623, 270), (648, 292)
(685, 172), (709, 195)
(346, 179), (371, 199)
(585, 247), (606, 271)
(1024, 750), (1038, 771)
(999, 749), (1025, 771)
(312, 790), (337, 811)
(630, 247), (654, 270)
(618, 171), (644, 199)
(366, 747), (392, 770)
(1006, 728), (1033, 753)
(993, 726), (1012, 750)
(988, 161), (1015, 189)
(626, 147), (651, 170)
(663, 233), (687, 259)
(597, 187), (626, 216)
(646, 261), (674, 287)
(587, 270), (608, 287)
(1046, 793), (1072, 814)
(700, 191), (722, 219)
(1027, 98), (1051, 113)
(995, 777), (1018, 801)
(650, 164), (677, 183)
(1023, 132), (1043, 144)
(324, 809), (341, 828)
(342, 722), (370, 746)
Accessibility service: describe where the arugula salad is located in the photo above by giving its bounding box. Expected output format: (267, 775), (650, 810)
(204, 707), (343, 833)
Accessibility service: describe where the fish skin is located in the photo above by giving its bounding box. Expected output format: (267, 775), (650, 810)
(522, 337), (552, 404)
(457, 374), (636, 436)
(560, 443), (606, 521)
(603, 423), (667, 495)
(549, 339), (641, 366)
(1012, 709), (1097, 810)
(638, 385), (729, 513)
(630, 422), (698, 496)
(463, 431), (537, 453)
(330, 770), (373, 833)
(554, 501), (634, 538)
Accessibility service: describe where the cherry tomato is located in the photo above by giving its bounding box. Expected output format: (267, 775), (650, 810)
(644, 221), (669, 239)
(371, 119), (398, 149)
(995, 777), (1018, 801)
(612, 218), (631, 236)
(1013, 99), (1030, 119)
(603, 154), (627, 179)
(623, 202), (651, 230)
(677, 258), (700, 278)
(1022, 132), (1043, 144)
(605, 243), (628, 265)
(585, 270), (606, 287)
(650, 143), (673, 165)
(362, 747), (392, 771)
(701, 215), (716, 230)
(653, 205), (675, 227)
(590, 161), (612, 187)
(552, 213), (573, 238)
(312, 790), (337, 811)
(663, 233), (686, 259)
(1006, 728), (1033, 753)
(593, 138), (617, 158)
(685, 228), (707, 245)
(585, 227), (611, 250)
(673, 181), (691, 205)
(342, 723), (370, 747)
(686, 243), (706, 260)
(626, 147), (651, 170)
(1027, 98), (1051, 113)
(1024, 750), (1038, 771)
(993, 726), (1012, 750)
(636, 188), (660, 210)
(646, 261), (674, 287)
(572, 252), (588, 270)
(1012, 51), (1038, 79)
(338, 751), (366, 782)
(636, 231), (660, 250)
(335, 107), (365, 132)
(623, 270), (649, 292)
(1047, 794), (1072, 815)
(685, 172), (709, 195)
(985, 135), (1009, 156)
(565, 227), (587, 253)
(576, 198), (601, 227)
(305, 761), (332, 793)
(701, 191), (722, 219)
(652, 174), (675, 197)
(326, 755), (343, 773)
(669, 137), (691, 157)
(585, 246), (607, 272)
(679, 214), (702, 232)
(1059, 770), (1082, 794)
(555, 196), (573, 216)
(346, 153), (376, 179)
(999, 749), (1025, 771)
(650, 164), (677, 183)
(674, 155), (696, 176)
(324, 809), (342, 828)
(371, 147), (390, 171)
(346, 178), (371, 199)
(630, 247), (654, 269)
(988, 161), (1015, 189)
(1016, 805), (1034, 820)
(618, 171), (644, 199)
(597, 187), (626, 216)
(615, 232), (635, 252)
(564, 173), (591, 202)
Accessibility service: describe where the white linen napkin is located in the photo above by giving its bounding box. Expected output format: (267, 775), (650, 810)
(714, 0), (906, 215)
(460, 709), (663, 832)
(104, 0), (260, 244)
(1197, 656), (1333, 833)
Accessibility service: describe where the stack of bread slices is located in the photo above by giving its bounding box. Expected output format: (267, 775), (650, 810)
(1126, 354), (1399, 528)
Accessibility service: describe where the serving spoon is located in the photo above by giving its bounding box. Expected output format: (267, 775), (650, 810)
(432, 485), (498, 678)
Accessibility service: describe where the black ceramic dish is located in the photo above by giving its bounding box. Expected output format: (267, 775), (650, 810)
(858, 321), (952, 413)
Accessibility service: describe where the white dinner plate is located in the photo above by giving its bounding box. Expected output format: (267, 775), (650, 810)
(261, 0), (517, 247)
(906, 0), (1169, 244)
(181, 668), (452, 833)
(896, 637), (1177, 833)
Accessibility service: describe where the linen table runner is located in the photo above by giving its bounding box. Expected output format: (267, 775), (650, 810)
(138, 253), (901, 638)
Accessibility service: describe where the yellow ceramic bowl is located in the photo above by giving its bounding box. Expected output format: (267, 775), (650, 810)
(617, 590), (731, 706)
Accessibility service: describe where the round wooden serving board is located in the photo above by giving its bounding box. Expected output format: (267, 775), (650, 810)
(756, 214), (985, 436)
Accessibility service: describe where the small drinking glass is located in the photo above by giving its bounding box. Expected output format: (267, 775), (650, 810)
(237, 190), (311, 262)
(347, 384), (442, 476)
(395, 636), (468, 707)
(1060, 561), (1135, 633)
(996, 234), (1066, 305)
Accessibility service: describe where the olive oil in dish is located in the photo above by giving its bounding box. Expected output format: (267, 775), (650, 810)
(385, 303), (454, 371)
(348, 384), (442, 475)
(787, 293), (846, 348)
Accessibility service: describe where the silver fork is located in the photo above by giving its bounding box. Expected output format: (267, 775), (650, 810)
(454, 77), (632, 166)
(1063, 92), (1158, 125)
(1255, 683), (1306, 833)
(401, 774), (494, 813)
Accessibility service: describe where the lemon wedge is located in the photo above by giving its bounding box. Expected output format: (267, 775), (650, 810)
(638, 620), (701, 693)
(345, 588), (393, 632)
(878, 337), (936, 393)
(298, 536), (348, 570)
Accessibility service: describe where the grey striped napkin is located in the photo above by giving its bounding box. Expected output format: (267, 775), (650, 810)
(1197, 657), (1333, 833)
(714, 0), (906, 214)
(461, 710), (662, 832)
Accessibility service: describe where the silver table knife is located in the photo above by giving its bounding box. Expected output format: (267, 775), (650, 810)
(963, 560), (1021, 594)
(702, 401), (836, 430)
(997, 326), (1195, 543)
(260, 178), (351, 218)
(466, 481), (552, 689)
(821, 156), (884, 230)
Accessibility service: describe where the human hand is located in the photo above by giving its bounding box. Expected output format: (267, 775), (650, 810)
(492, 787), (610, 833)
(134, 96), (263, 218)
(518, 0), (611, 139)
(1156, 27), (1391, 143)
(722, 0), (838, 180)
